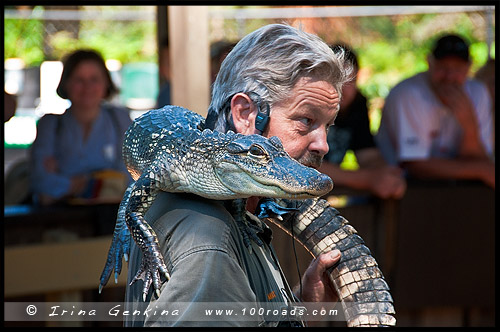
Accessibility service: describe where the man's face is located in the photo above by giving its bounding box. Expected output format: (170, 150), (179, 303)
(428, 55), (470, 87)
(263, 76), (339, 169)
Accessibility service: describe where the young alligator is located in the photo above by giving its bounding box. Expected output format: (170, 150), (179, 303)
(99, 105), (396, 327)
(100, 105), (333, 297)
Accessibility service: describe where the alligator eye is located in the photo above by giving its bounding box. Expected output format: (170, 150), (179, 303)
(248, 144), (267, 158)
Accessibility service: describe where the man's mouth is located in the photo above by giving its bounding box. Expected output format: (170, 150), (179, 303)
(297, 153), (323, 169)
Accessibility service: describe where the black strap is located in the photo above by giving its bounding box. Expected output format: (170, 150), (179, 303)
(267, 243), (307, 327)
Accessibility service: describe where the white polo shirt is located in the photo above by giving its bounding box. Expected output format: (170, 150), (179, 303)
(375, 72), (493, 165)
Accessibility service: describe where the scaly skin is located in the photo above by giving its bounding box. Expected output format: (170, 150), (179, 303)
(99, 105), (332, 300)
(99, 105), (396, 326)
(260, 198), (396, 327)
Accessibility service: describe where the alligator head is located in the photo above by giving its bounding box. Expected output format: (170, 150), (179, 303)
(215, 134), (333, 199)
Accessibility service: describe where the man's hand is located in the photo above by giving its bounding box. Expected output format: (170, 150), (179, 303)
(434, 83), (476, 127)
(367, 166), (407, 199)
(433, 83), (488, 158)
(476, 158), (495, 189)
(295, 249), (341, 303)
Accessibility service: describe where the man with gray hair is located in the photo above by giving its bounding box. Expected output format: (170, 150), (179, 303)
(125, 23), (351, 327)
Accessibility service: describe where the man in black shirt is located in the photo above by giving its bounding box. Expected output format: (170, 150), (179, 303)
(319, 45), (406, 199)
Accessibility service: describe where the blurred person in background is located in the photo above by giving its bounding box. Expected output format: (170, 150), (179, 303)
(318, 44), (406, 199)
(30, 49), (133, 205)
(4, 91), (17, 122)
(210, 40), (237, 84)
(376, 34), (494, 189)
(475, 58), (495, 157)
(156, 37), (171, 108)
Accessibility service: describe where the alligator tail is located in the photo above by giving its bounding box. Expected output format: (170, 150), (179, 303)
(268, 198), (396, 327)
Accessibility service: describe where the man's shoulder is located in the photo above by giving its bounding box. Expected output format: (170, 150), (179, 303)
(465, 78), (490, 97)
(148, 192), (241, 251)
(148, 192), (233, 223)
(390, 72), (427, 94)
(385, 72), (431, 109)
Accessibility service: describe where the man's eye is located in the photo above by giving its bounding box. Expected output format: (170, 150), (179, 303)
(299, 118), (312, 127)
(248, 144), (267, 158)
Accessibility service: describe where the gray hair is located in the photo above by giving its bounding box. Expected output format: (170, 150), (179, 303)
(206, 23), (352, 133)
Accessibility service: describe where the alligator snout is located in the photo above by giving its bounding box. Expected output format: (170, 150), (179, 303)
(308, 173), (333, 195)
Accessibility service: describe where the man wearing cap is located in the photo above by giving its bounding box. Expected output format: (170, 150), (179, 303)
(375, 34), (495, 189)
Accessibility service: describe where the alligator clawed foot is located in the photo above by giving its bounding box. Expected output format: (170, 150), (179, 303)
(130, 249), (170, 301)
(99, 226), (131, 293)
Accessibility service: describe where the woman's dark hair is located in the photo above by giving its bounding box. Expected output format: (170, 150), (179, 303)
(56, 49), (118, 100)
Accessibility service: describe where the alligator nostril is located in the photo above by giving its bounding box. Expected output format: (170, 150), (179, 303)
(313, 173), (334, 193)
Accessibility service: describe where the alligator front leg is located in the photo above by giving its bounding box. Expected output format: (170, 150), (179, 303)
(99, 183), (134, 293)
(126, 171), (170, 301)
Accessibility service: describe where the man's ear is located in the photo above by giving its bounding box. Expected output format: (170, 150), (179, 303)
(231, 93), (258, 135)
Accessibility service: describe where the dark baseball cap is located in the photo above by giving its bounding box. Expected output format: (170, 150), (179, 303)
(432, 34), (470, 62)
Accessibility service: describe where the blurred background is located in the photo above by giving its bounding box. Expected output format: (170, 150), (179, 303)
(4, 5), (495, 168)
(4, 5), (495, 327)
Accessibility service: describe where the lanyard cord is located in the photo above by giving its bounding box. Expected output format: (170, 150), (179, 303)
(290, 222), (303, 301)
(268, 232), (307, 327)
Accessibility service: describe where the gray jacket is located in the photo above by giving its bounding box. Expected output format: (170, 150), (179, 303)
(123, 192), (301, 327)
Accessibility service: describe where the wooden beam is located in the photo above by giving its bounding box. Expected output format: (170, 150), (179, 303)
(4, 236), (126, 297)
(157, 5), (169, 87)
(168, 6), (210, 117)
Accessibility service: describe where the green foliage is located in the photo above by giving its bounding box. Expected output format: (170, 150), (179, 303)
(348, 12), (495, 133)
(469, 41), (494, 73)
(357, 40), (426, 100)
(4, 18), (44, 66)
(4, 6), (157, 66)
(49, 20), (157, 63)
(4, 7), (495, 101)
(359, 15), (397, 41)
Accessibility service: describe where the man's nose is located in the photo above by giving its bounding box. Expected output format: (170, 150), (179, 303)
(309, 128), (329, 157)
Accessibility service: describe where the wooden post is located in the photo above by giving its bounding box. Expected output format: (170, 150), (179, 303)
(168, 6), (210, 117)
(157, 6), (168, 87)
